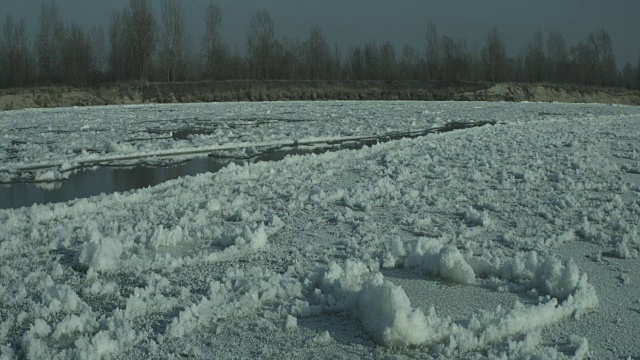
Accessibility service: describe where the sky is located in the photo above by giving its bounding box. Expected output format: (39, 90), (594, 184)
(1, 0), (639, 67)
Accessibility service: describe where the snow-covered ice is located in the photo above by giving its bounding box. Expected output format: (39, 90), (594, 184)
(1, 101), (640, 359)
(2, 100), (638, 183)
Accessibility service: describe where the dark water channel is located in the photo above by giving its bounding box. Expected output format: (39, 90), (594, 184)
(0, 122), (494, 210)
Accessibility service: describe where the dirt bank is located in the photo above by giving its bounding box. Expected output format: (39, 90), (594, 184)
(472, 83), (640, 105)
(1, 81), (639, 111)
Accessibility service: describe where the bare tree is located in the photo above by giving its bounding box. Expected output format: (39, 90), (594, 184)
(306, 26), (330, 80)
(109, 12), (127, 80)
(1, 4), (632, 90)
(348, 46), (364, 80)
(547, 31), (568, 83)
(589, 30), (616, 86)
(160, 0), (187, 82)
(570, 30), (617, 86)
(379, 42), (397, 82)
(1, 16), (31, 87)
(333, 42), (341, 80)
(524, 30), (545, 82)
(481, 27), (507, 82)
(467, 39), (482, 81)
(570, 40), (595, 85)
(441, 36), (470, 82)
(637, 51), (640, 90)
(399, 45), (419, 80)
(364, 42), (379, 80)
(620, 63), (636, 89)
(36, 0), (65, 83)
(88, 25), (106, 80)
(512, 54), (526, 82)
(426, 20), (441, 81)
(247, 9), (275, 79)
(123, 0), (156, 81)
(0, 18), (3, 87)
(272, 37), (301, 80)
(203, 2), (225, 79)
(62, 23), (91, 86)
(226, 48), (248, 80)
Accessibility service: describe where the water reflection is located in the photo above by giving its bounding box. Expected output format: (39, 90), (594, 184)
(0, 158), (241, 210)
(0, 121), (495, 210)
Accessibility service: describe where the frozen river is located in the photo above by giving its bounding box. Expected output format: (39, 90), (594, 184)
(1, 101), (639, 359)
(0, 119), (491, 209)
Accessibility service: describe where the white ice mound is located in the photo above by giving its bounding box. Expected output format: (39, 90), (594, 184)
(473, 251), (593, 302)
(147, 225), (184, 249)
(358, 273), (450, 347)
(612, 239), (638, 259)
(314, 257), (598, 353)
(41, 284), (88, 314)
(531, 257), (581, 300)
(404, 238), (476, 284)
(166, 267), (301, 339)
(222, 223), (270, 250)
(463, 206), (492, 227)
(77, 233), (124, 272)
(316, 260), (453, 347)
(34, 170), (61, 182)
(242, 223), (268, 250)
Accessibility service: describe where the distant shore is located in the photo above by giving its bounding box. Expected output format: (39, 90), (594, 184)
(1, 81), (639, 111)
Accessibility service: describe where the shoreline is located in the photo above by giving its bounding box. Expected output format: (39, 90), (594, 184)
(1, 81), (639, 111)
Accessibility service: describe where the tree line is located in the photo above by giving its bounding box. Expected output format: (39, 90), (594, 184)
(1, 0), (639, 90)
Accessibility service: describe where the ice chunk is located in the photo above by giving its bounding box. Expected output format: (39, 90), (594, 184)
(318, 260), (451, 347)
(31, 319), (51, 338)
(463, 207), (492, 227)
(73, 331), (119, 360)
(34, 170), (62, 182)
(285, 315), (297, 330)
(234, 224), (268, 250)
(77, 236), (124, 272)
(317, 256), (598, 351)
(613, 240), (638, 259)
(405, 239), (476, 285)
(52, 313), (99, 340)
(106, 141), (135, 153)
(21, 331), (50, 360)
(309, 331), (333, 346)
(533, 258), (581, 300)
(358, 273), (446, 347)
(147, 225), (184, 248)
(42, 284), (86, 314)
(60, 161), (79, 172)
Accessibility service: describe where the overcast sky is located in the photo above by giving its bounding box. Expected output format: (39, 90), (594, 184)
(2, 0), (639, 67)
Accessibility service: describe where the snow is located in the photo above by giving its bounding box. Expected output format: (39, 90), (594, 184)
(284, 315), (297, 330)
(1, 100), (638, 183)
(404, 238), (477, 284)
(77, 235), (124, 272)
(1, 101), (640, 358)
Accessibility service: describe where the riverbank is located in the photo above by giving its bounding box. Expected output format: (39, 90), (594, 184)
(1, 81), (639, 111)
